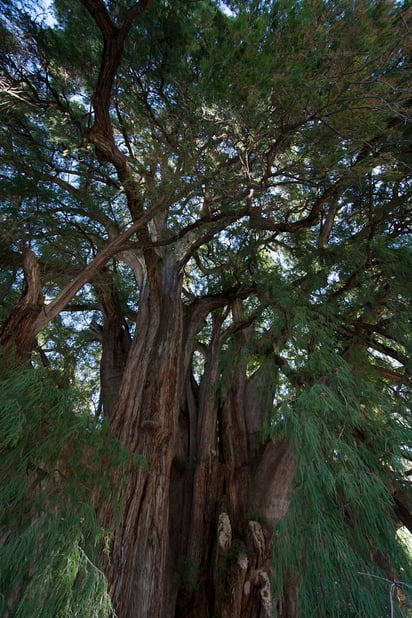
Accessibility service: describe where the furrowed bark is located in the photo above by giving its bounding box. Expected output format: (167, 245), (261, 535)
(0, 249), (43, 362)
(93, 273), (131, 420)
(179, 313), (225, 617)
(102, 254), (184, 618)
(172, 301), (297, 618)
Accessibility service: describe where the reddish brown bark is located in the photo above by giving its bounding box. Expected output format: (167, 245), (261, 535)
(161, 301), (297, 618)
(0, 4), (299, 611)
(99, 255), (185, 618)
(87, 257), (298, 617)
(92, 273), (132, 419)
(0, 249), (43, 363)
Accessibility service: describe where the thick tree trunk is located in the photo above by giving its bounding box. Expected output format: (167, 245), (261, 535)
(0, 249), (297, 618)
(171, 310), (296, 618)
(100, 254), (184, 618)
(95, 265), (299, 617)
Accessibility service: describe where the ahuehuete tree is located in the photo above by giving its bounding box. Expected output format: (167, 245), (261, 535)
(0, 0), (411, 616)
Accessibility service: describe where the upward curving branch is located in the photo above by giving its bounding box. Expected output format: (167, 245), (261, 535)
(80, 0), (160, 280)
(0, 212), (156, 360)
(80, 0), (154, 176)
(31, 206), (161, 338)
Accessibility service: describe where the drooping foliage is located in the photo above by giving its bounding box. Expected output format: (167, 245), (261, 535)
(0, 357), (142, 617)
(0, 0), (411, 616)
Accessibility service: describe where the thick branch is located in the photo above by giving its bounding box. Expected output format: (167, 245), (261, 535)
(182, 286), (255, 378)
(80, 0), (153, 175)
(31, 207), (160, 336)
(0, 249), (44, 358)
(80, 0), (118, 38)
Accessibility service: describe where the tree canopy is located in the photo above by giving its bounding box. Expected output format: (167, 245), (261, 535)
(0, 0), (411, 616)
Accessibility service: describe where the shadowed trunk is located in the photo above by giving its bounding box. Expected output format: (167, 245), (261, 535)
(92, 257), (298, 617)
(0, 249), (43, 364)
(100, 253), (185, 618)
(92, 273), (132, 420)
(170, 307), (296, 618)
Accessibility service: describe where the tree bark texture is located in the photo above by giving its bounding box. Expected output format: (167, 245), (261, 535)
(100, 254), (186, 618)
(92, 273), (132, 420)
(92, 253), (296, 618)
(0, 249), (44, 364)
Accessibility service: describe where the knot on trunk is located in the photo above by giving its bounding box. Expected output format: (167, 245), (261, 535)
(259, 570), (273, 614)
(248, 520), (266, 568)
(217, 511), (232, 552)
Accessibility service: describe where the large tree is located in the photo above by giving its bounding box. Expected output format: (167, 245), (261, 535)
(0, 0), (411, 616)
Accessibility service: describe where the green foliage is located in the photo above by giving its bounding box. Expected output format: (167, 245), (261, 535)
(0, 363), (140, 617)
(271, 342), (412, 617)
(44, 0), (102, 95)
